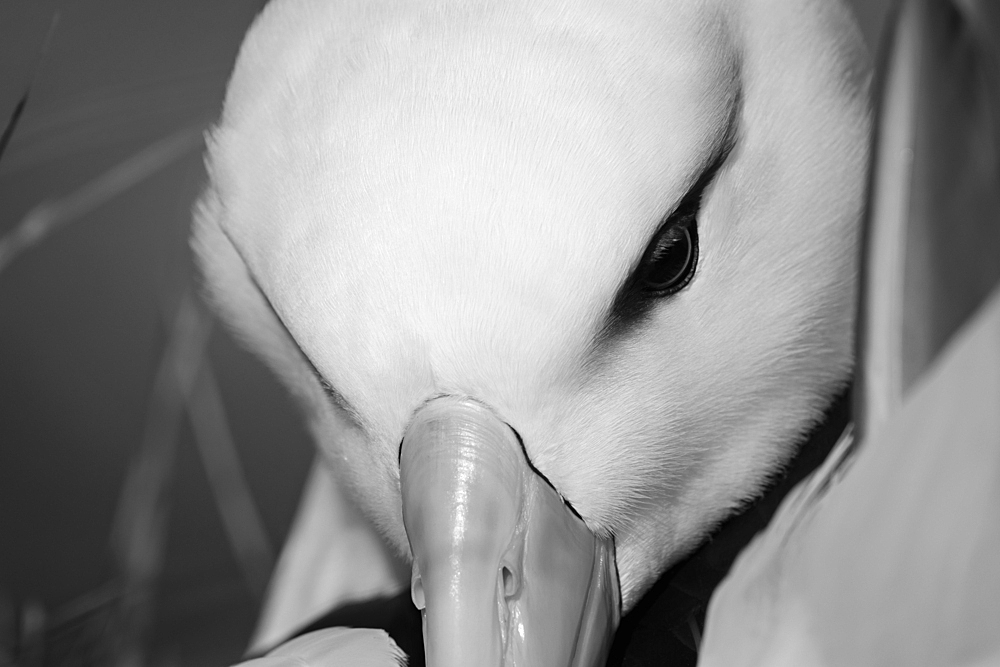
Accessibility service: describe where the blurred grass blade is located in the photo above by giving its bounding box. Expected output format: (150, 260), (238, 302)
(0, 94), (30, 165)
(0, 123), (205, 276)
(0, 11), (59, 164)
(109, 292), (213, 667)
(186, 352), (276, 602)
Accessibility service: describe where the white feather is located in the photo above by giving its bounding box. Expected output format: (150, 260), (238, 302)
(236, 628), (407, 667)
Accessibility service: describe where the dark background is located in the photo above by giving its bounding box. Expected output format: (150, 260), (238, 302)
(0, 1), (891, 665)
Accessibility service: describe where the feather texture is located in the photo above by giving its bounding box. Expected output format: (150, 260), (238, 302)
(193, 0), (872, 651)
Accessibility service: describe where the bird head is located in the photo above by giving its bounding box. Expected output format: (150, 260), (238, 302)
(193, 0), (870, 664)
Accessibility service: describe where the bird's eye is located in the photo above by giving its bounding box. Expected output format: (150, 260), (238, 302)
(641, 220), (698, 295)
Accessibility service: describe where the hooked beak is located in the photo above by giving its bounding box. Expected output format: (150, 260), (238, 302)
(399, 397), (620, 667)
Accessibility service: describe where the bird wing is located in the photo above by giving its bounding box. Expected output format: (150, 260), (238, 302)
(238, 628), (407, 667)
(249, 462), (408, 655)
(699, 285), (1000, 667)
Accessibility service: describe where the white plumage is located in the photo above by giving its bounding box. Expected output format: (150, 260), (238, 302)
(192, 0), (871, 662)
(239, 628), (407, 667)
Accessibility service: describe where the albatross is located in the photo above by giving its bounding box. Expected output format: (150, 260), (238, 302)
(191, 0), (871, 664)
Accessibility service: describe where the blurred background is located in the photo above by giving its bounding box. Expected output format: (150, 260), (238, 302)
(0, 1), (892, 666)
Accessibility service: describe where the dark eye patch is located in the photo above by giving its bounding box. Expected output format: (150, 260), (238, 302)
(597, 142), (733, 343)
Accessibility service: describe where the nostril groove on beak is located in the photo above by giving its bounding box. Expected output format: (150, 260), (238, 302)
(501, 564), (518, 600)
(411, 573), (426, 610)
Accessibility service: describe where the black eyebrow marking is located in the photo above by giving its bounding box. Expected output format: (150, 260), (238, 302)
(216, 224), (368, 429)
(314, 372), (366, 425)
(280, 307), (368, 428)
(594, 96), (741, 347)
